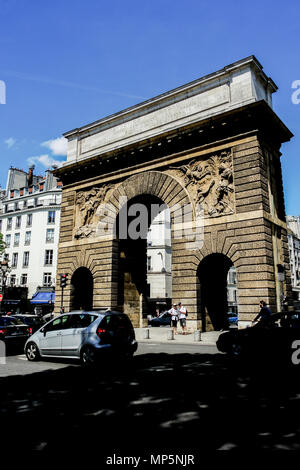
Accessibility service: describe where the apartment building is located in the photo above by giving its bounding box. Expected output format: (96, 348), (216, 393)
(0, 166), (62, 306)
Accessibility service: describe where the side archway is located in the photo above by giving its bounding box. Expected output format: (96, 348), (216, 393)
(197, 253), (235, 331)
(70, 267), (94, 311)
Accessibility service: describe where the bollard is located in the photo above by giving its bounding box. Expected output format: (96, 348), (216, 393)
(143, 328), (150, 340)
(167, 329), (175, 340)
(0, 340), (6, 365)
(194, 330), (201, 342)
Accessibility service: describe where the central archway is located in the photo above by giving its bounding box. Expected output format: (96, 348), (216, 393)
(115, 194), (170, 324)
(197, 254), (235, 331)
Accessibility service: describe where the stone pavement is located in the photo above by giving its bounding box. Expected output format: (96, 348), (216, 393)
(134, 327), (222, 345)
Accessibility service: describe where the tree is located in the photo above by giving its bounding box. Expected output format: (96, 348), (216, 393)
(0, 232), (6, 256)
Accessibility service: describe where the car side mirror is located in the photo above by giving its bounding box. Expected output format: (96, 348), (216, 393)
(40, 327), (46, 336)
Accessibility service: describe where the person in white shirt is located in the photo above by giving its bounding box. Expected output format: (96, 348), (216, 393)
(168, 303), (179, 335)
(178, 301), (187, 335)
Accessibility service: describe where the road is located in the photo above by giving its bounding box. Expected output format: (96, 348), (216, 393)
(1, 341), (300, 454)
(0, 342), (218, 377)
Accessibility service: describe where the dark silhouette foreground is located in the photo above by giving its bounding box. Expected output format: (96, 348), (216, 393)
(1, 351), (300, 454)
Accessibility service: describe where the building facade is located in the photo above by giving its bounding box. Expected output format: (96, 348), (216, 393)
(0, 166), (62, 307)
(146, 208), (172, 309)
(287, 216), (300, 301)
(54, 56), (293, 330)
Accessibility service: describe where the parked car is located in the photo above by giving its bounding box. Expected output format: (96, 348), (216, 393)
(12, 314), (46, 333)
(0, 315), (32, 349)
(24, 310), (138, 367)
(227, 312), (238, 327)
(216, 311), (300, 363)
(148, 311), (171, 327)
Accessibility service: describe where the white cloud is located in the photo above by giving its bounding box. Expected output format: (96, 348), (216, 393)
(27, 154), (63, 169)
(5, 137), (16, 148)
(41, 136), (67, 156)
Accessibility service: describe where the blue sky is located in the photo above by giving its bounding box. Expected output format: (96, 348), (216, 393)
(0, 0), (299, 214)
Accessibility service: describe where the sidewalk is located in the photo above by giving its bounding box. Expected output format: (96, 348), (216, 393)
(134, 327), (222, 345)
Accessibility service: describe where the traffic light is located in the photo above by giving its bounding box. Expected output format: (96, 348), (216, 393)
(60, 273), (68, 288)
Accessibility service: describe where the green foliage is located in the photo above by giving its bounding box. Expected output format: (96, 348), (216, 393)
(0, 232), (5, 255)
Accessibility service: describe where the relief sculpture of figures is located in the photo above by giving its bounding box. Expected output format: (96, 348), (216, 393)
(172, 151), (234, 217)
(75, 186), (109, 239)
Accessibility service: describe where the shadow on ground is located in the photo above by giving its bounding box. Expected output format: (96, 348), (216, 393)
(1, 352), (300, 453)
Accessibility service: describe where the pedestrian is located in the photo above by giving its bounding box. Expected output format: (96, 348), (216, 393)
(252, 300), (272, 327)
(178, 301), (188, 335)
(168, 303), (179, 335)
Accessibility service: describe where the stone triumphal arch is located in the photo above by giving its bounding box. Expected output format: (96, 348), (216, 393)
(54, 56), (293, 330)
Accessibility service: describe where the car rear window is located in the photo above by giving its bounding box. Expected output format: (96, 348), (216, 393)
(15, 316), (41, 325)
(68, 314), (98, 329)
(100, 314), (133, 331)
(0, 317), (24, 326)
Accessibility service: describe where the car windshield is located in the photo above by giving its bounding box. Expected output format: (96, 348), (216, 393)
(160, 311), (168, 317)
(0, 317), (25, 326)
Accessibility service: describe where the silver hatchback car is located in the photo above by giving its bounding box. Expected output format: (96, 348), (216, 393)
(24, 310), (138, 366)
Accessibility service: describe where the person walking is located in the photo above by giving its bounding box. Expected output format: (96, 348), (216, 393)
(178, 301), (188, 335)
(168, 303), (179, 335)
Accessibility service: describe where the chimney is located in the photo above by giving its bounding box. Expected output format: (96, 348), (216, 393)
(27, 165), (35, 186)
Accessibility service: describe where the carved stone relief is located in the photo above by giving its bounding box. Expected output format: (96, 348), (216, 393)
(168, 151), (234, 217)
(74, 185), (111, 239)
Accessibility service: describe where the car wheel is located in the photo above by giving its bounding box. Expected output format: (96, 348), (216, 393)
(25, 342), (40, 361)
(81, 346), (97, 368)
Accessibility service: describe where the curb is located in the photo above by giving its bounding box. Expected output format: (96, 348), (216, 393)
(137, 339), (218, 346)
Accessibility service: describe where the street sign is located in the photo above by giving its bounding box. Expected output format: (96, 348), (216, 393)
(0, 294), (3, 302)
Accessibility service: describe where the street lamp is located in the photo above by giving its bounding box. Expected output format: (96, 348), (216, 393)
(0, 256), (10, 315)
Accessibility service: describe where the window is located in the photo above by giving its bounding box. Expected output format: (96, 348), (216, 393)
(43, 272), (52, 286)
(7, 218), (12, 230)
(0, 220), (2, 231)
(68, 314), (97, 329)
(12, 253), (18, 268)
(10, 274), (16, 286)
(46, 228), (55, 243)
(147, 256), (152, 271)
(27, 214), (32, 226)
(20, 274), (27, 286)
(25, 231), (31, 245)
(45, 249), (53, 265)
(14, 233), (20, 247)
(23, 251), (29, 267)
(5, 234), (11, 247)
(16, 215), (21, 228)
(48, 211), (56, 224)
(46, 315), (69, 332)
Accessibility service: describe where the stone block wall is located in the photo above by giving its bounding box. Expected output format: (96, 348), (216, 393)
(54, 132), (292, 330)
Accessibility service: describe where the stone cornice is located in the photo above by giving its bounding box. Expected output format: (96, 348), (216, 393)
(63, 56), (276, 139)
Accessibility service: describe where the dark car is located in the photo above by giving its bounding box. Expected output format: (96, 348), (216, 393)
(0, 316), (32, 350)
(12, 314), (46, 333)
(148, 311), (171, 327)
(216, 311), (300, 364)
